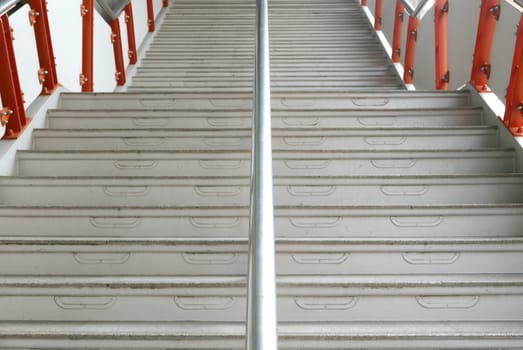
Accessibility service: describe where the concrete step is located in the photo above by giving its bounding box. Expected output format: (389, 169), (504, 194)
(2, 236), (523, 276)
(46, 107), (484, 129)
(1, 321), (522, 349)
(32, 127), (499, 151)
(0, 206), (522, 238)
(16, 149), (516, 177)
(1, 175), (522, 207)
(57, 91), (473, 110)
(1, 275), (523, 322)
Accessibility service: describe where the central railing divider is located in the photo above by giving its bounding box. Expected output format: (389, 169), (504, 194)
(245, 0), (278, 346)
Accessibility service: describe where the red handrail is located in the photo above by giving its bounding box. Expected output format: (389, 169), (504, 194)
(374, 0), (382, 30)
(80, 0), (94, 92)
(391, 0), (404, 63)
(147, 0), (155, 32)
(0, 13), (27, 139)
(125, 3), (137, 64)
(503, 13), (523, 135)
(403, 15), (419, 84)
(28, 0), (59, 95)
(110, 18), (126, 86)
(470, 0), (500, 92)
(434, 0), (449, 90)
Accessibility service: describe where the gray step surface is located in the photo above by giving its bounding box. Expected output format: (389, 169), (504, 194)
(2, 321), (523, 349)
(1, 275), (523, 322)
(0, 205), (522, 238)
(46, 107), (485, 130)
(1, 175), (523, 207)
(16, 149), (516, 177)
(32, 127), (499, 151)
(2, 237), (523, 276)
(57, 91), (473, 110)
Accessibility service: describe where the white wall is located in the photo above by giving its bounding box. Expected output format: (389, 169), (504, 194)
(365, 0), (522, 101)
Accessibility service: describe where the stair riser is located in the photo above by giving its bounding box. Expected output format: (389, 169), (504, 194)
(16, 154), (515, 177)
(46, 110), (483, 129)
(31, 133), (498, 151)
(2, 250), (523, 275)
(57, 92), (472, 110)
(2, 182), (522, 206)
(1, 294), (523, 322)
(0, 209), (522, 237)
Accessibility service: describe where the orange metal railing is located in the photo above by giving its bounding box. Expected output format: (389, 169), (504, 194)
(0, 0), (166, 139)
(364, 0), (523, 136)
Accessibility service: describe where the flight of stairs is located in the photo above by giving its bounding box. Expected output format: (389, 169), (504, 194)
(1, 0), (523, 348)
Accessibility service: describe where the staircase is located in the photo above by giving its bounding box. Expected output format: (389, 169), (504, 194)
(1, 0), (523, 348)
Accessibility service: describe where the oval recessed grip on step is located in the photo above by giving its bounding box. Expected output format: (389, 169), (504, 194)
(402, 252), (459, 265)
(285, 160), (330, 169)
(371, 159), (416, 169)
(123, 138), (166, 147)
(195, 186), (241, 197)
(207, 118), (245, 127)
(292, 253), (349, 264)
(284, 137), (325, 146)
(295, 297), (358, 310)
(203, 138), (243, 147)
(287, 186), (336, 197)
(54, 296), (116, 310)
(114, 160), (158, 169)
(89, 217), (142, 229)
(290, 217), (341, 228)
(103, 186), (150, 197)
(364, 137), (407, 146)
(390, 216), (443, 228)
(174, 296), (236, 310)
(199, 160), (243, 169)
(282, 117), (320, 127)
(189, 217), (240, 228)
(352, 97), (390, 107)
(357, 117), (397, 126)
(73, 253), (131, 264)
(416, 296), (480, 309)
(182, 253), (239, 265)
(280, 98), (315, 107)
(133, 118), (169, 127)
(380, 185), (429, 196)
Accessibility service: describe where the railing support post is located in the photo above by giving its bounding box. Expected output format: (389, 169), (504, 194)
(246, 0), (278, 346)
(80, 0), (94, 92)
(147, 0), (155, 32)
(124, 3), (137, 64)
(470, 0), (500, 92)
(0, 14), (29, 139)
(28, 0), (59, 95)
(110, 18), (126, 86)
(434, 0), (449, 90)
(374, 0), (382, 30)
(392, 0), (404, 63)
(403, 15), (419, 84)
(163, 0), (168, 7)
(503, 13), (523, 135)
(361, 0), (367, 6)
